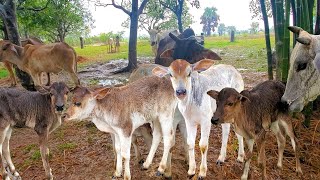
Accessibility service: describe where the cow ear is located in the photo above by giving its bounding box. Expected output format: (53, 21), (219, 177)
(2, 42), (11, 51)
(207, 90), (219, 99)
(160, 49), (174, 59)
(288, 26), (303, 35)
(199, 49), (222, 60)
(313, 53), (320, 72)
(296, 37), (311, 45)
(93, 87), (111, 100)
(152, 66), (168, 77)
(36, 85), (51, 95)
(192, 59), (215, 72)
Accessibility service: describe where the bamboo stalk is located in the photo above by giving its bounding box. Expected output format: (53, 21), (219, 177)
(282, 0), (290, 82)
(275, 0), (284, 80)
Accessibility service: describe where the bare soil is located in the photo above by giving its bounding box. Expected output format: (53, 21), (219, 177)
(0, 58), (319, 180)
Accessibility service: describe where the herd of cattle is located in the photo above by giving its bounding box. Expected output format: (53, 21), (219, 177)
(0, 26), (317, 180)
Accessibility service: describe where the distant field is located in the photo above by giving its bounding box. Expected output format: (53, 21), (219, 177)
(0, 33), (275, 78)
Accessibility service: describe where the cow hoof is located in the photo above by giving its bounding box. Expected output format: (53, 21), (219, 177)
(138, 159), (144, 165)
(155, 171), (163, 177)
(188, 174), (195, 179)
(140, 165), (148, 171)
(112, 176), (117, 180)
(165, 176), (172, 180)
(216, 160), (224, 166)
(198, 176), (205, 180)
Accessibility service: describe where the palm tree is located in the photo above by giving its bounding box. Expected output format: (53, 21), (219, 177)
(200, 7), (219, 36)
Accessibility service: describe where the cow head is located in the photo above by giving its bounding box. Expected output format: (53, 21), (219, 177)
(64, 86), (110, 121)
(281, 26), (320, 112)
(152, 59), (214, 100)
(207, 88), (248, 125)
(0, 40), (19, 62)
(148, 28), (160, 46)
(160, 33), (222, 64)
(38, 82), (70, 113)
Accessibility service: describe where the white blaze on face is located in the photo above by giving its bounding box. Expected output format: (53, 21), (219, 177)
(148, 29), (159, 45)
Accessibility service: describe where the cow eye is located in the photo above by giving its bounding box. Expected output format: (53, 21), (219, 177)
(227, 102), (233, 106)
(169, 73), (172, 77)
(74, 102), (81, 107)
(297, 63), (307, 71)
(187, 72), (191, 77)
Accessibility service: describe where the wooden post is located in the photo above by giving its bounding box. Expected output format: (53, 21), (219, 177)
(230, 30), (235, 42)
(80, 37), (84, 49)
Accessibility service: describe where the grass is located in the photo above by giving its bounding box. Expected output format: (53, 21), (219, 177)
(57, 142), (77, 151)
(0, 33), (274, 79)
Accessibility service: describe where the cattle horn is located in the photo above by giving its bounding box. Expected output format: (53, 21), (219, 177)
(296, 37), (311, 45)
(169, 32), (181, 42)
(288, 26), (303, 35)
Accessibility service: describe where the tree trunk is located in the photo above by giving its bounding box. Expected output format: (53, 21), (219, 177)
(290, 0), (297, 45)
(1, 1), (35, 91)
(260, 0), (273, 80)
(230, 30), (235, 42)
(177, 0), (183, 33)
(80, 37), (84, 49)
(274, 0), (284, 80)
(113, 0), (138, 73)
(315, 0), (320, 34)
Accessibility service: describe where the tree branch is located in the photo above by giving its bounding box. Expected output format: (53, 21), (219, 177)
(159, 1), (176, 13)
(17, 0), (50, 12)
(95, 0), (130, 16)
(138, 0), (149, 15)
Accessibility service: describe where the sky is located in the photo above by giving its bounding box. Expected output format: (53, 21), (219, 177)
(88, 0), (266, 37)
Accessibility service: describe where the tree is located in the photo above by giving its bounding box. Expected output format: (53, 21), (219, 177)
(121, 0), (193, 31)
(0, 0), (51, 90)
(249, 21), (259, 34)
(159, 0), (200, 33)
(200, 7), (219, 36)
(95, 0), (149, 73)
(226, 26), (236, 34)
(217, 23), (225, 36)
(18, 0), (93, 42)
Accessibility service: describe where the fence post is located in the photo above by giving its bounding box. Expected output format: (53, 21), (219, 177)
(80, 37), (84, 49)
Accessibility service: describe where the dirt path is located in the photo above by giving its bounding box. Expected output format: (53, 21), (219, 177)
(2, 58), (320, 180)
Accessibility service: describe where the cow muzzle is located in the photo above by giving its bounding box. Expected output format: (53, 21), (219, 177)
(175, 89), (187, 99)
(211, 117), (220, 125)
(56, 105), (64, 112)
(151, 42), (156, 46)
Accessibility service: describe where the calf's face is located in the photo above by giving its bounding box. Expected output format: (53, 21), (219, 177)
(64, 86), (110, 121)
(207, 88), (247, 125)
(152, 59), (214, 100)
(38, 82), (70, 113)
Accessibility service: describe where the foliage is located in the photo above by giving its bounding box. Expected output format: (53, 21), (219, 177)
(121, 1), (193, 31)
(218, 23), (226, 36)
(226, 26), (236, 34)
(249, 0), (272, 19)
(249, 22), (260, 34)
(18, 0), (94, 42)
(200, 7), (219, 36)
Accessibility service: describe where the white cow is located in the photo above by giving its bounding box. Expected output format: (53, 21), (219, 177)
(148, 28), (179, 56)
(153, 59), (245, 179)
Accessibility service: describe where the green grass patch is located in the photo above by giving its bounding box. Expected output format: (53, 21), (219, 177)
(57, 142), (77, 151)
(30, 150), (42, 161)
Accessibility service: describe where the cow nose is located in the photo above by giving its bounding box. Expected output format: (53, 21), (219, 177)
(211, 117), (219, 125)
(56, 105), (64, 112)
(151, 42), (155, 46)
(176, 89), (187, 96)
(281, 96), (289, 105)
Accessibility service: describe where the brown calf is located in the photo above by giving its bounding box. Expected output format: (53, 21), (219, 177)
(0, 82), (69, 180)
(0, 40), (79, 89)
(208, 80), (302, 180)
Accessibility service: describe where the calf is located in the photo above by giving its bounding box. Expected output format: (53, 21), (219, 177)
(0, 40), (79, 89)
(153, 59), (245, 179)
(0, 82), (69, 180)
(208, 80), (302, 180)
(64, 76), (177, 180)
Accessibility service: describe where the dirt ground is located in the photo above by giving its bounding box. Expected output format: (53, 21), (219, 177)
(0, 57), (319, 180)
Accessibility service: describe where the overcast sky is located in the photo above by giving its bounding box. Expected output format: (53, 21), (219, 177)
(88, 0), (266, 37)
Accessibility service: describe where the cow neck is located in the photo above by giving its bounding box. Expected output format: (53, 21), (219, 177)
(9, 44), (25, 70)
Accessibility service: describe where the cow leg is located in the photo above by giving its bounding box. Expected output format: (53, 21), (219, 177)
(175, 109), (189, 163)
(185, 121), (197, 178)
(241, 139), (254, 180)
(39, 132), (53, 180)
(279, 116), (302, 174)
(111, 133), (123, 178)
(119, 135), (132, 180)
(131, 134), (141, 165)
(235, 132), (245, 162)
(256, 133), (267, 180)
(3, 62), (16, 87)
(2, 127), (20, 178)
(198, 119), (211, 178)
(0, 126), (10, 180)
(143, 120), (162, 170)
(157, 115), (174, 177)
(217, 123), (231, 164)
(67, 68), (80, 86)
(271, 121), (285, 169)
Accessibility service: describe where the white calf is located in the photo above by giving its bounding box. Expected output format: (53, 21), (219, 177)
(153, 59), (245, 179)
(64, 76), (177, 180)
